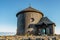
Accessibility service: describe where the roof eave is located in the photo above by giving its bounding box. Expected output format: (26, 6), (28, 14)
(16, 11), (44, 17)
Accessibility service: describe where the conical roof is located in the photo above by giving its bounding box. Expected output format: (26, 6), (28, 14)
(16, 6), (43, 17)
(20, 6), (41, 12)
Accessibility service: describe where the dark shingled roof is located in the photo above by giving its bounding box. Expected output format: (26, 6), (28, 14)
(38, 17), (56, 26)
(16, 6), (43, 17)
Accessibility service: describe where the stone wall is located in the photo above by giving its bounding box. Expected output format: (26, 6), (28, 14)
(25, 12), (43, 33)
(17, 12), (43, 35)
(0, 35), (60, 40)
(17, 13), (25, 35)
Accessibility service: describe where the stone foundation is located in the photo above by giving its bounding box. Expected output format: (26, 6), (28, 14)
(0, 35), (60, 40)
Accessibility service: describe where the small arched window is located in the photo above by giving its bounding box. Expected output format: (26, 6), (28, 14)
(30, 18), (34, 22)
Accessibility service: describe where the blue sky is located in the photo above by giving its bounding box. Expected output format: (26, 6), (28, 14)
(0, 0), (60, 34)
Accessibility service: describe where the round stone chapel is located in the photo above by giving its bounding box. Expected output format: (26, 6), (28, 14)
(16, 6), (55, 36)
